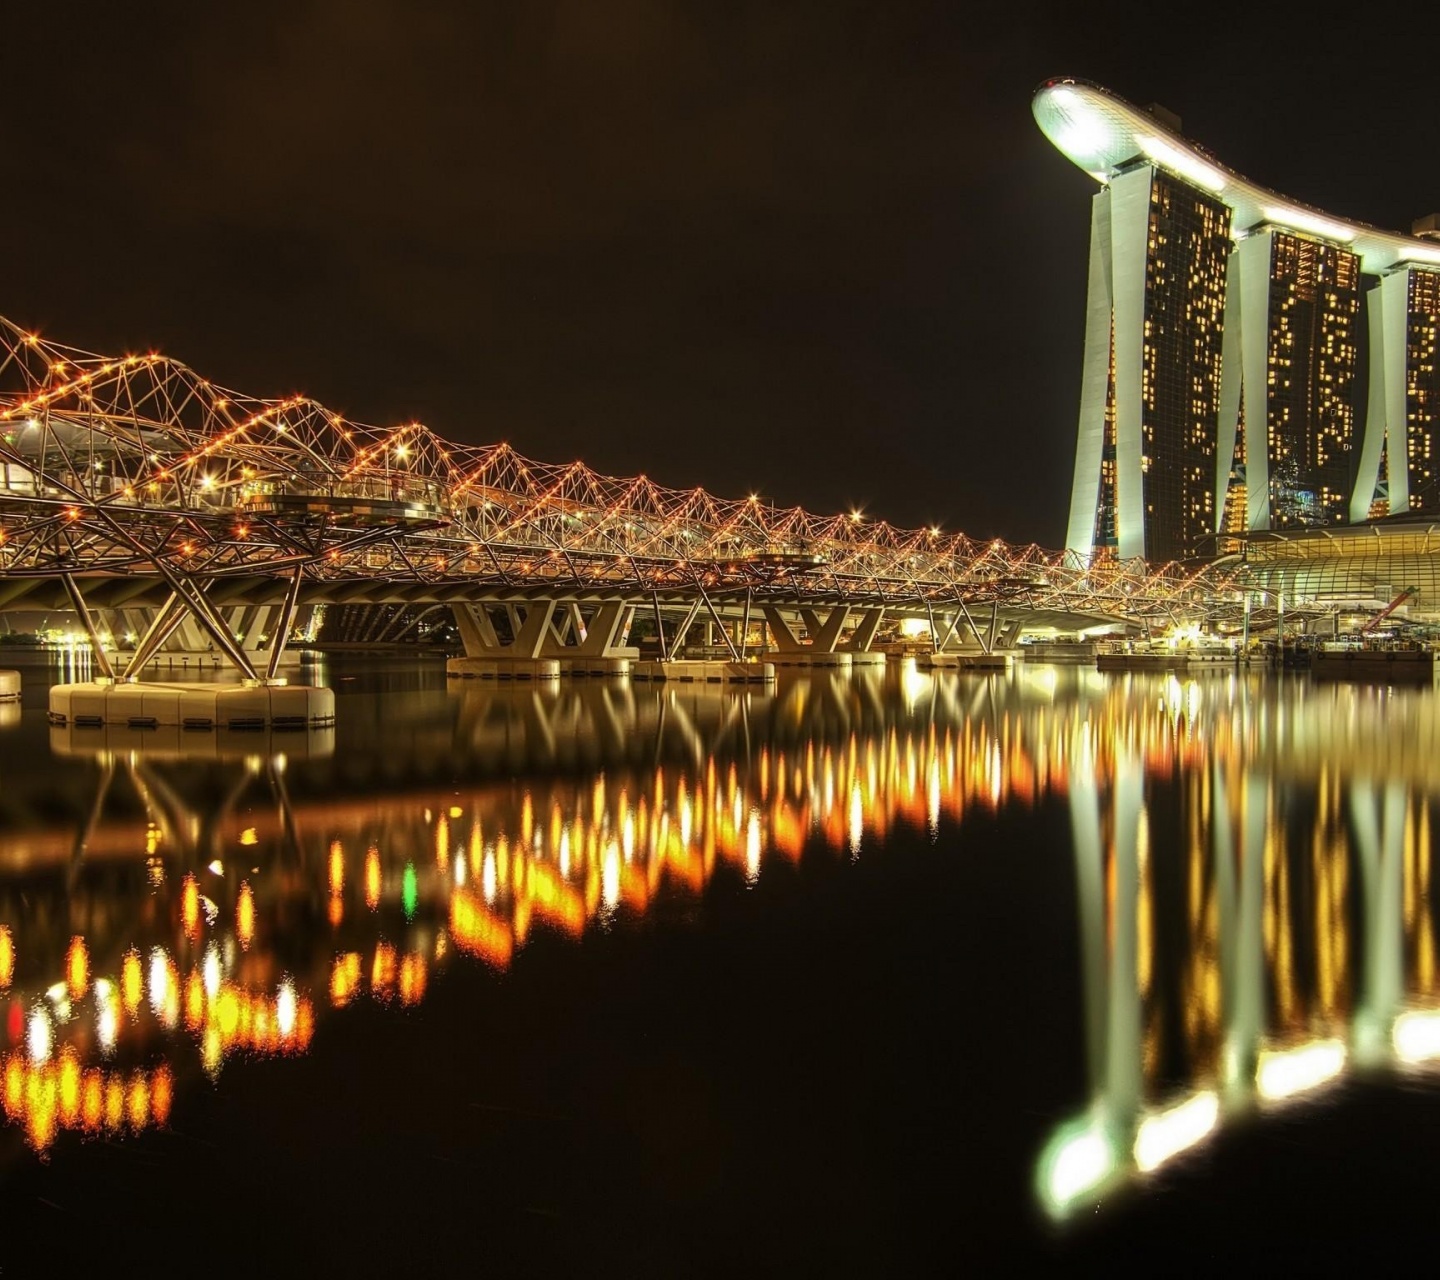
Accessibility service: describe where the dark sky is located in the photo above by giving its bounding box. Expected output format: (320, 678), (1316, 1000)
(5, 1), (1440, 546)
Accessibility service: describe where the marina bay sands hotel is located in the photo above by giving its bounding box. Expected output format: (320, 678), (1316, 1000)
(1034, 79), (1440, 564)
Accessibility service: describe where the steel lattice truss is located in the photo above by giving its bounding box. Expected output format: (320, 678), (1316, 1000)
(0, 315), (1244, 626)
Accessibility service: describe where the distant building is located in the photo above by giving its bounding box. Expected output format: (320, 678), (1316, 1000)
(1352, 256), (1440, 519)
(1220, 228), (1362, 532)
(1065, 163), (1230, 561)
(1034, 79), (1440, 563)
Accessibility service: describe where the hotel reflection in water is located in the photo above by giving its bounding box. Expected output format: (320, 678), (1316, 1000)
(1, 669), (1439, 1215)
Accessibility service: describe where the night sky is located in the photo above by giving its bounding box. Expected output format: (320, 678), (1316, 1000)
(5, 1), (1439, 546)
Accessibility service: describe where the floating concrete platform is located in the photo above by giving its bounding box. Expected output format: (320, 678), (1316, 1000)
(1096, 652), (1177, 672)
(51, 722), (336, 759)
(556, 656), (632, 678)
(1019, 642), (1099, 664)
(447, 657), (561, 680)
(631, 660), (775, 684)
(770, 652), (854, 670)
(0, 670), (18, 702)
(48, 681), (336, 730)
(1311, 648), (1438, 682)
(916, 650), (1016, 671)
(766, 651), (887, 670)
(1179, 651), (1238, 670)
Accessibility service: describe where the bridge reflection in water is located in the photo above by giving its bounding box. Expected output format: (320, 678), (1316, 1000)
(0, 666), (1438, 1189)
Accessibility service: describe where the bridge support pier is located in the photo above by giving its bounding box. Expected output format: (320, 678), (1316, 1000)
(48, 680), (335, 730)
(761, 605), (862, 669)
(449, 601), (642, 679)
(448, 602), (560, 679)
(49, 574), (331, 726)
(837, 607), (888, 669)
(545, 603), (639, 677)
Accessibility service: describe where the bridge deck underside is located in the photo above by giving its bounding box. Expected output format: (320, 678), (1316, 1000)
(0, 574), (1133, 626)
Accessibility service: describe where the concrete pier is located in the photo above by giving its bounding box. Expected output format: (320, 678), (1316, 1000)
(770, 651), (854, 670)
(631, 660), (775, 684)
(1311, 647), (1439, 683)
(447, 656), (562, 680)
(1096, 651), (1175, 672)
(48, 681), (335, 730)
(1019, 641), (1100, 664)
(556, 656), (632, 678)
(916, 650), (1016, 671)
(0, 671), (18, 702)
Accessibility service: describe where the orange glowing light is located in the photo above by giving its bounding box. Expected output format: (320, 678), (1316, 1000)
(237, 881), (255, 948)
(330, 953), (361, 1007)
(121, 949), (142, 1014)
(81, 1070), (102, 1132)
(185, 972), (205, 1030)
(371, 943), (397, 996)
(450, 891), (514, 970)
(4, 1054), (23, 1117)
(181, 874), (200, 938)
(151, 1066), (173, 1125)
(364, 847), (381, 910)
(0, 926), (13, 987)
(58, 1048), (80, 1125)
(65, 936), (89, 1000)
(126, 1076), (148, 1130)
(216, 988), (240, 1040)
(399, 953), (427, 1005)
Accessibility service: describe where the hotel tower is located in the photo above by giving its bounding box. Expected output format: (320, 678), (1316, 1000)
(1034, 79), (1440, 564)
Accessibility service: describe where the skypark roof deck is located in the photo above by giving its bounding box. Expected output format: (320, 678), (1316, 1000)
(1032, 78), (1440, 273)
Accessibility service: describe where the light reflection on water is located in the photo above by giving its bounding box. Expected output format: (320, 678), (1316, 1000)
(0, 660), (1438, 1222)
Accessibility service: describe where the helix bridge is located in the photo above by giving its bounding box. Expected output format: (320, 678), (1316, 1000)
(0, 314), (1251, 683)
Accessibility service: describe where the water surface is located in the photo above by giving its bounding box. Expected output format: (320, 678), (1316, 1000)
(0, 655), (1436, 1270)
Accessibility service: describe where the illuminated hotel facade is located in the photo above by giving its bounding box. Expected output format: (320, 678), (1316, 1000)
(1035, 79), (1440, 563)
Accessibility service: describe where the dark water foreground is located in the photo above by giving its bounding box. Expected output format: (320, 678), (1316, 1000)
(0, 655), (1438, 1271)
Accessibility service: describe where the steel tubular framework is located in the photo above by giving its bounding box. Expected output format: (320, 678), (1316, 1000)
(0, 315), (1247, 642)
